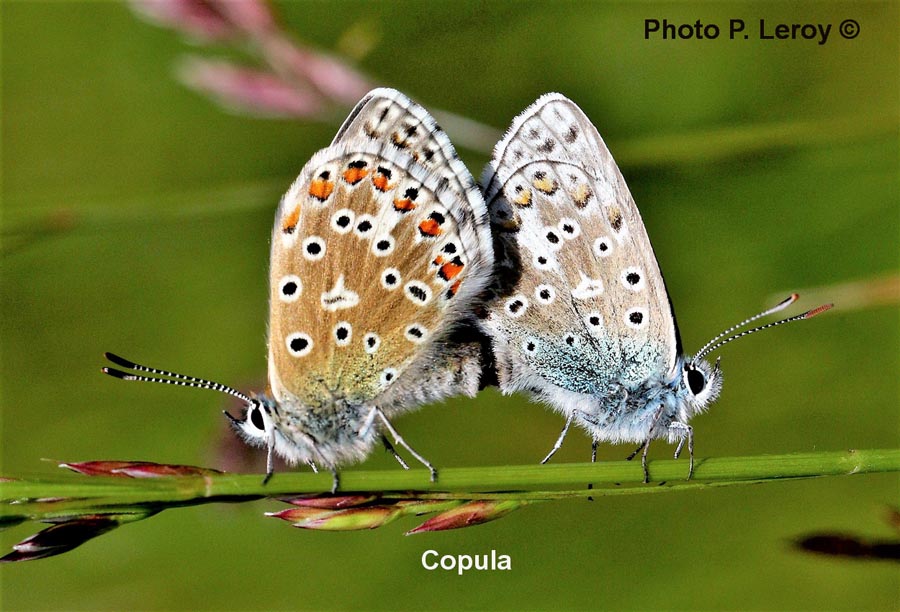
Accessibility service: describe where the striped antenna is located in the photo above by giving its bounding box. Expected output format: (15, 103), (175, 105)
(693, 293), (799, 361)
(102, 352), (255, 406)
(693, 298), (833, 364)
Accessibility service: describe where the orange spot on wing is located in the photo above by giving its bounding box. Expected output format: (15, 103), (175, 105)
(433, 255), (445, 266)
(281, 205), (301, 234)
(418, 219), (442, 237)
(513, 187), (532, 207)
(372, 174), (390, 192)
(308, 179), (334, 201)
(448, 280), (461, 297)
(343, 167), (368, 185)
(572, 183), (593, 208)
(393, 198), (416, 212)
(532, 173), (557, 195)
(439, 261), (463, 281)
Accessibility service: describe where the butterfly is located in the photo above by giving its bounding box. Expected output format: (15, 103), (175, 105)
(479, 93), (832, 481)
(103, 88), (494, 489)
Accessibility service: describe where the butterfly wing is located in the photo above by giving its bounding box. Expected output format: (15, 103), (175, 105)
(268, 89), (493, 412)
(481, 93), (679, 399)
(333, 87), (493, 254)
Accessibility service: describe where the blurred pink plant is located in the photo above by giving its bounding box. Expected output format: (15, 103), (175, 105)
(177, 57), (329, 118)
(127, 0), (499, 151)
(129, 0), (242, 41)
(129, 0), (372, 119)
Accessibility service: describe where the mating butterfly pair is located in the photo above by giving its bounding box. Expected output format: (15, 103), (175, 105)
(104, 89), (830, 488)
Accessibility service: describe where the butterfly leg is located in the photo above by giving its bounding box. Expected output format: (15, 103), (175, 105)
(306, 460), (319, 474)
(625, 444), (644, 461)
(375, 408), (437, 482)
(541, 413), (574, 464)
(625, 438), (653, 483)
(587, 440), (599, 501)
(262, 429), (277, 485)
(639, 439), (653, 483)
(330, 469), (340, 494)
(360, 407), (379, 439)
(381, 435), (411, 470)
(669, 422), (694, 480)
(627, 406), (666, 483)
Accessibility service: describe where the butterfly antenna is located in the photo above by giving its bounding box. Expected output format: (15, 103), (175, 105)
(102, 352), (255, 406)
(692, 294), (799, 361)
(693, 299), (832, 363)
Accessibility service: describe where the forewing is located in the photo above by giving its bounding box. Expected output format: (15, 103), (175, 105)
(482, 94), (679, 395)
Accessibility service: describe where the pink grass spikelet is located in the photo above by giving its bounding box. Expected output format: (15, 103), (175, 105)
(406, 500), (527, 535)
(178, 57), (328, 118)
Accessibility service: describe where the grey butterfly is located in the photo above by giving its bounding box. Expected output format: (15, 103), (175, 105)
(479, 93), (831, 480)
(104, 88), (494, 488)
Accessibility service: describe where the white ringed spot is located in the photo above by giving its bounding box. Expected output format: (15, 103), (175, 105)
(534, 284), (556, 305)
(363, 332), (381, 354)
(543, 226), (564, 251)
(404, 324), (428, 344)
(620, 266), (646, 292)
(404, 280), (432, 306)
(584, 312), (604, 332)
(379, 368), (398, 387)
(354, 214), (376, 238)
(301, 236), (326, 261)
(333, 321), (352, 347)
(505, 295), (529, 318)
(625, 307), (649, 330)
(285, 332), (313, 357)
(557, 217), (581, 240)
(440, 241), (459, 256)
(381, 268), (401, 290)
(330, 209), (355, 234)
(278, 275), (302, 303)
(593, 237), (613, 258)
(533, 253), (554, 271)
(372, 235), (395, 257)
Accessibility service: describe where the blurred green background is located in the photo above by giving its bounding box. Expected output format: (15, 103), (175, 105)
(2, 1), (898, 610)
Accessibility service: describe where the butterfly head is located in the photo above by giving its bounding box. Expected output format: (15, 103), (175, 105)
(222, 395), (319, 479)
(223, 396), (275, 449)
(678, 356), (722, 417)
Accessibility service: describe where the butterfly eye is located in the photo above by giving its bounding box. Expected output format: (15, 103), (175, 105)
(248, 406), (265, 431)
(686, 367), (706, 395)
